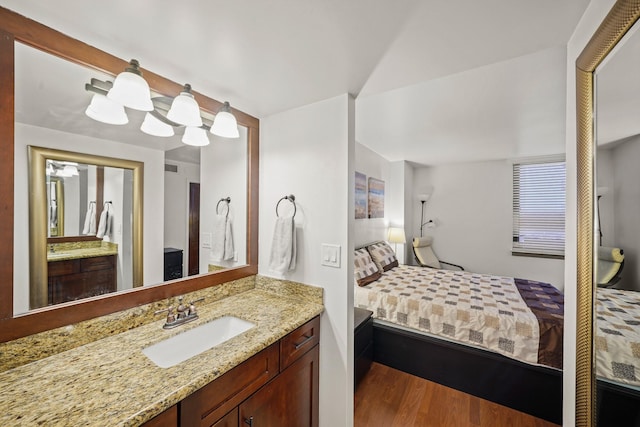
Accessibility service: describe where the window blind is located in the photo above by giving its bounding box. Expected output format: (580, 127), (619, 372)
(512, 160), (566, 256)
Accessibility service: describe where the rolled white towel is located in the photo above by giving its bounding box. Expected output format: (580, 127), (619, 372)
(268, 216), (296, 274)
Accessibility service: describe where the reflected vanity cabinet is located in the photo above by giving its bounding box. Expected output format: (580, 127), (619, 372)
(142, 316), (320, 427)
(47, 255), (117, 304)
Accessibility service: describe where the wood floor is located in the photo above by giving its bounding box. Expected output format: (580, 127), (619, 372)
(354, 362), (560, 427)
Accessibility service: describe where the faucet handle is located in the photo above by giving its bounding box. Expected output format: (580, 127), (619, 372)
(188, 297), (205, 315)
(154, 305), (176, 323)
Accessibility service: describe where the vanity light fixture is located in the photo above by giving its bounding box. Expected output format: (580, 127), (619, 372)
(167, 84), (203, 127)
(182, 126), (210, 146)
(140, 112), (175, 137)
(211, 101), (240, 138)
(107, 59), (153, 112)
(85, 67), (240, 144)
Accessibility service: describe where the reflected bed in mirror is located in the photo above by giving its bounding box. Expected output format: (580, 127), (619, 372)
(0, 6), (259, 342)
(575, 1), (640, 425)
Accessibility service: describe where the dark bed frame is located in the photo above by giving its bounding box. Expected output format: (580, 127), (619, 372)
(372, 321), (640, 426)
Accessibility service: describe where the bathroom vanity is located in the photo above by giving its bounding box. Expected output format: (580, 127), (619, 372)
(0, 280), (324, 426)
(155, 316), (320, 427)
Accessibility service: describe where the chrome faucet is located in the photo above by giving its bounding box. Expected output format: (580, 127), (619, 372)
(155, 296), (204, 329)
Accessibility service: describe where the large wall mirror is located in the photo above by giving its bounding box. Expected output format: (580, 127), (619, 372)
(0, 7), (259, 342)
(576, 1), (640, 425)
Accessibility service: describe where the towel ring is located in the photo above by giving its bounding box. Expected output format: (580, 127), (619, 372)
(216, 197), (231, 218)
(276, 194), (296, 218)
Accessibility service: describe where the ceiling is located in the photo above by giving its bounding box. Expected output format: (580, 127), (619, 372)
(2, 0), (590, 165)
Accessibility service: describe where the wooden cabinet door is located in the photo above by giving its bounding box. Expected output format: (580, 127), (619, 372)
(140, 405), (178, 427)
(213, 408), (238, 427)
(239, 345), (319, 427)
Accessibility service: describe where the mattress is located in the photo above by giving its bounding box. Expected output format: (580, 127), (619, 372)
(596, 288), (640, 386)
(354, 265), (564, 369)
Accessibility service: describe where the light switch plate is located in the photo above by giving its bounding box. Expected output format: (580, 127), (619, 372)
(201, 232), (212, 249)
(321, 244), (341, 268)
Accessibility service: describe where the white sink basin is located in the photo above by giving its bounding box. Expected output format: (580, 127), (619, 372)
(142, 316), (255, 368)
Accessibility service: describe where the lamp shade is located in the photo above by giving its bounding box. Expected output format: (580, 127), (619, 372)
(211, 102), (239, 138)
(107, 59), (153, 111)
(416, 193), (431, 202)
(182, 126), (210, 146)
(387, 227), (406, 244)
(141, 112), (175, 137)
(85, 93), (129, 125)
(167, 84), (203, 127)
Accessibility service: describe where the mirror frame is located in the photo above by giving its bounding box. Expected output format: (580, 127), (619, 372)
(576, 1), (640, 425)
(28, 146), (144, 309)
(0, 7), (259, 342)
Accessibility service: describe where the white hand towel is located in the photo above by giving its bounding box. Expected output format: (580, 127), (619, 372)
(103, 210), (113, 239)
(96, 208), (108, 239)
(211, 214), (227, 261)
(268, 216), (297, 274)
(82, 203), (96, 235)
(223, 218), (235, 261)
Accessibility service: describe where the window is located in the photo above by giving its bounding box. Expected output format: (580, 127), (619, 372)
(512, 159), (566, 257)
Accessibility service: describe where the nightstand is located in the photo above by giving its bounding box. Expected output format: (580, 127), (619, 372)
(354, 307), (373, 389)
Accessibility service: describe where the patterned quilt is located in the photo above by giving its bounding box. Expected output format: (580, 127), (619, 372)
(596, 288), (640, 386)
(354, 265), (564, 369)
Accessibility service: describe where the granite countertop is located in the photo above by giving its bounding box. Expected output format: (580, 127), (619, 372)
(0, 288), (324, 426)
(47, 246), (118, 262)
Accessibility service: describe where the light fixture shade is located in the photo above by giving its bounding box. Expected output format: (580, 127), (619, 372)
(387, 227), (406, 244)
(167, 84), (203, 127)
(57, 165), (78, 177)
(141, 113), (175, 137)
(211, 101), (239, 138)
(85, 93), (129, 125)
(182, 126), (210, 146)
(416, 193), (431, 202)
(107, 59), (153, 111)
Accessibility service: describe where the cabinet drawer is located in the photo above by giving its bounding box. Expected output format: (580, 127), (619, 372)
(47, 259), (79, 276)
(180, 343), (279, 427)
(354, 317), (372, 358)
(280, 316), (320, 370)
(81, 255), (116, 272)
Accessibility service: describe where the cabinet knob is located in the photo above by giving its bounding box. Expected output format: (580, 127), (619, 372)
(244, 416), (254, 426)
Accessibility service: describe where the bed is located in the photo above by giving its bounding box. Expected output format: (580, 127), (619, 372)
(353, 241), (640, 425)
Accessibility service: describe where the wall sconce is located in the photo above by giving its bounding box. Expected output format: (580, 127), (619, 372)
(84, 59), (240, 146)
(387, 227), (406, 254)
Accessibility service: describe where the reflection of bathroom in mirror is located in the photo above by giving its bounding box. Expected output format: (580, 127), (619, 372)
(14, 40), (248, 314)
(594, 15), (640, 400)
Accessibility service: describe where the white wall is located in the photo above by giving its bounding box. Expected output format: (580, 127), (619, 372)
(164, 159), (200, 276)
(565, 1), (617, 425)
(260, 94), (354, 427)
(412, 160), (565, 289)
(62, 174), (80, 235)
(14, 123), (165, 314)
(103, 167), (128, 290)
(200, 126), (248, 272)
